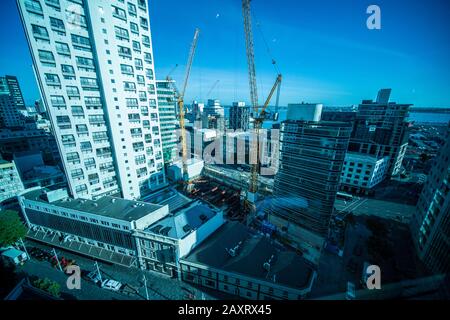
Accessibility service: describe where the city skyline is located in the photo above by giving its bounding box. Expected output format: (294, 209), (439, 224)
(0, 0), (449, 107)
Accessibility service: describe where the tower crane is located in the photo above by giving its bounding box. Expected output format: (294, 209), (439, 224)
(166, 28), (200, 190)
(242, 0), (282, 215)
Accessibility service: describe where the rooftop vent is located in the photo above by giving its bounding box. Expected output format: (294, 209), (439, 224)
(182, 224), (192, 233)
(93, 203), (98, 207)
(111, 198), (116, 203)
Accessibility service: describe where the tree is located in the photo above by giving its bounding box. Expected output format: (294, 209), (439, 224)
(32, 277), (61, 298)
(0, 210), (27, 247)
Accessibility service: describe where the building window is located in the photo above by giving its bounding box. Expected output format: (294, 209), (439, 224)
(38, 50), (55, 67)
(31, 24), (50, 42)
(132, 40), (141, 53)
(61, 64), (76, 80)
(49, 17), (65, 35)
(140, 17), (148, 30)
(112, 5), (127, 21)
(128, 3), (137, 16)
(130, 22), (139, 34)
(115, 26), (129, 41)
(55, 42), (71, 56)
(45, 73), (61, 87)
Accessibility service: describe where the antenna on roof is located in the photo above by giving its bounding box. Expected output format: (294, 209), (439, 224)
(263, 254), (275, 272)
(226, 241), (242, 257)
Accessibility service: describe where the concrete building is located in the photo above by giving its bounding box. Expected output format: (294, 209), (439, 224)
(0, 75), (26, 110)
(340, 152), (390, 194)
(190, 100), (204, 126)
(13, 151), (66, 189)
(202, 99), (225, 132)
(268, 103), (352, 264)
(156, 80), (177, 164)
(134, 200), (224, 277)
(410, 125), (450, 274)
(167, 158), (204, 182)
(18, 0), (166, 200)
(19, 186), (224, 276)
(180, 221), (317, 300)
(0, 75), (26, 128)
(349, 89), (411, 177)
(188, 127), (217, 159)
(0, 126), (60, 165)
(0, 159), (25, 208)
(19, 187), (168, 267)
(229, 101), (250, 131)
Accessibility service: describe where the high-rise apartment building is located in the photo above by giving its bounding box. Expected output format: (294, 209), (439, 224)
(0, 75), (26, 128)
(17, 0), (166, 200)
(229, 101), (250, 131)
(349, 89), (411, 177)
(268, 103), (352, 264)
(156, 80), (177, 164)
(410, 125), (450, 274)
(202, 99), (225, 131)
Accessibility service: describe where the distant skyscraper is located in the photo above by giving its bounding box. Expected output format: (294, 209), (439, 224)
(202, 99), (224, 131)
(0, 75), (26, 128)
(0, 75), (26, 110)
(268, 103), (352, 264)
(349, 89), (411, 177)
(156, 80), (177, 164)
(410, 124), (450, 274)
(229, 101), (250, 131)
(17, 0), (166, 200)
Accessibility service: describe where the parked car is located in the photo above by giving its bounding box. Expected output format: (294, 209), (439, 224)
(101, 279), (122, 292)
(84, 270), (102, 285)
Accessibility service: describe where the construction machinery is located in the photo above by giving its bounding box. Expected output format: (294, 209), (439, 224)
(242, 0), (282, 215)
(166, 28), (200, 190)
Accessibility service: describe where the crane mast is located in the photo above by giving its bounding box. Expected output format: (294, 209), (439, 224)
(242, 0), (282, 214)
(242, 0), (259, 114)
(167, 28), (200, 188)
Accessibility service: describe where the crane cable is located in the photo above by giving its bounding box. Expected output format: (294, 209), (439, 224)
(254, 16), (280, 75)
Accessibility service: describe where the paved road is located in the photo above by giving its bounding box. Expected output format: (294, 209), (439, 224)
(20, 240), (214, 300)
(335, 197), (415, 223)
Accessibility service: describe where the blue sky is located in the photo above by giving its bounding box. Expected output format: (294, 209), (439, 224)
(1, 0), (449, 107)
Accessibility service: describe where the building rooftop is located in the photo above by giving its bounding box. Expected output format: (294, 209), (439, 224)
(144, 200), (218, 239)
(142, 187), (192, 212)
(0, 159), (12, 166)
(345, 152), (389, 162)
(182, 221), (315, 291)
(22, 188), (164, 222)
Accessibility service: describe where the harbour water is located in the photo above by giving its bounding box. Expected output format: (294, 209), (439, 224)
(223, 107), (450, 128)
